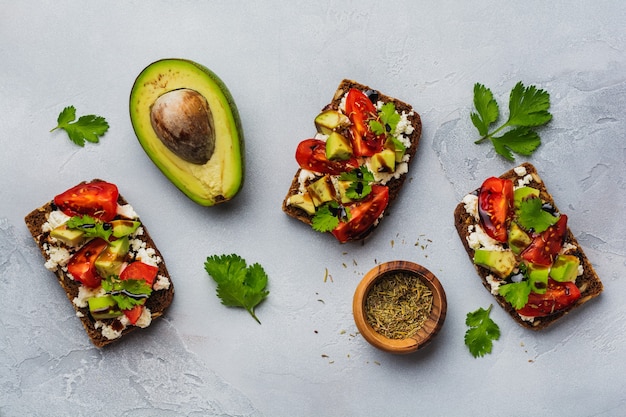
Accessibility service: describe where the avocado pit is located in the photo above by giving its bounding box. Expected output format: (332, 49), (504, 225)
(150, 88), (215, 165)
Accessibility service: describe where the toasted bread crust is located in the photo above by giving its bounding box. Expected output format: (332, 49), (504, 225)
(24, 180), (174, 347)
(454, 163), (603, 330)
(282, 79), (422, 240)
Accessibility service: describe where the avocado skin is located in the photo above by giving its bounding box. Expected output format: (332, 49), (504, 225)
(129, 58), (245, 206)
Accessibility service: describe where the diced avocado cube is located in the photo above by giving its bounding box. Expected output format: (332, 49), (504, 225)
(514, 186), (540, 209)
(384, 136), (406, 162)
(325, 132), (353, 161)
(550, 255), (580, 282)
(314, 110), (350, 135)
(50, 224), (85, 247)
(110, 220), (141, 238)
(307, 176), (335, 207)
(370, 149), (396, 173)
(336, 180), (354, 204)
(95, 237), (130, 279)
(473, 249), (517, 278)
(88, 295), (122, 320)
(526, 263), (550, 294)
(508, 222), (532, 254)
(288, 193), (316, 215)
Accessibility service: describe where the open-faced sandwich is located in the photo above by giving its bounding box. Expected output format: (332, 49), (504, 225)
(454, 163), (603, 329)
(25, 180), (174, 347)
(282, 79), (422, 243)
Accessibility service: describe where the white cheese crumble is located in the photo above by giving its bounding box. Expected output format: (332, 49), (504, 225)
(42, 210), (71, 232)
(462, 194), (479, 221)
(117, 204), (139, 219)
(297, 169), (317, 193)
(514, 165), (527, 177)
(516, 174), (534, 188)
(73, 286), (106, 308)
(135, 307), (152, 328)
(153, 275), (171, 291)
(43, 244), (71, 271)
(518, 314), (535, 323)
(466, 224), (503, 251)
(485, 274), (501, 295)
(129, 238), (162, 266)
(94, 320), (124, 340)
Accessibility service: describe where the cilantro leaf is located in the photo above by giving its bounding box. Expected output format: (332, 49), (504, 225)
(465, 305), (501, 358)
(311, 201), (346, 233)
(471, 83), (499, 137)
(204, 254), (269, 324)
(51, 105), (109, 146)
(498, 281), (532, 310)
(66, 215), (113, 241)
(516, 196), (559, 233)
(102, 276), (152, 311)
(369, 102), (400, 136)
(471, 82), (551, 161)
(339, 166), (374, 200)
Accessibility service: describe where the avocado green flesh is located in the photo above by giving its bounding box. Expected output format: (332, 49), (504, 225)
(129, 59), (244, 206)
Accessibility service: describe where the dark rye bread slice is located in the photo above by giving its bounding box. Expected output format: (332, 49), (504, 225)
(24, 180), (174, 347)
(282, 79), (422, 240)
(454, 162), (603, 330)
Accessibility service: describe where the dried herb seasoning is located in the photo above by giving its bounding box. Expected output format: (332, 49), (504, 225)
(364, 272), (433, 340)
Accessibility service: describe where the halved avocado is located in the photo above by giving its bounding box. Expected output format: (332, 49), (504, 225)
(129, 58), (244, 206)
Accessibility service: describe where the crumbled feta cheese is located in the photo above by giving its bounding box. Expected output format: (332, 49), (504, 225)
(129, 238), (162, 266)
(485, 274), (501, 295)
(514, 165), (527, 177)
(72, 286), (106, 308)
(297, 169), (317, 193)
(42, 210), (71, 232)
(516, 174), (534, 188)
(462, 194), (479, 221)
(76, 311), (84, 318)
(560, 242), (577, 254)
(43, 244), (71, 271)
(466, 224), (503, 251)
(117, 204), (139, 219)
(135, 308), (152, 328)
(366, 160), (409, 185)
(153, 275), (170, 291)
(94, 320), (124, 340)
(518, 314), (535, 323)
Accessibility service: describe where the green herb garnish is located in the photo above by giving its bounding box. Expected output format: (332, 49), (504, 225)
(369, 102), (401, 136)
(465, 305), (501, 358)
(471, 82), (552, 161)
(204, 254), (269, 324)
(51, 105), (109, 146)
(338, 166), (375, 200)
(498, 281), (532, 310)
(516, 196), (559, 233)
(66, 215), (113, 241)
(311, 201), (349, 233)
(102, 276), (152, 310)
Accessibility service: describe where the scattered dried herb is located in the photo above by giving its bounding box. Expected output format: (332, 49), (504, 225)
(365, 272), (433, 339)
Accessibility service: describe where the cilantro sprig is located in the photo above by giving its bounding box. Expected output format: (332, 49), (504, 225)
(369, 102), (401, 136)
(66, 215), (113, 241)
(204, 254), (269, 324)
(311, 201), (350, 233)
(51, 105), (109, 146)
(465, 305), (501, 358)
(471, 82), (552, 161)
(102, 276), (152, 311)
(338, 166), (375, 200)
(516, 196), (559, 233)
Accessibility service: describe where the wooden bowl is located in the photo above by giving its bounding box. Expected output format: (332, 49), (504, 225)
(353, 261), (447, 354)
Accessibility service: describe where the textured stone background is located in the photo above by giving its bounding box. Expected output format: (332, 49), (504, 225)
(1, 1), (624, 416)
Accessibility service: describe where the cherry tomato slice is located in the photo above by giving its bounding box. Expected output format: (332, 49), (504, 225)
(54, 181), (119, 222)
(521, 214), (568, 266)
(67, 238), (108, 288)
(123, 305), (144, 325)
(345, 88), (385, 157)
(120, 261), (159, 286)
(516, 278), (581, 317)
(478, 177), (514, 243)
(295, 139), (359, 175)
(332, 185), (389, 243)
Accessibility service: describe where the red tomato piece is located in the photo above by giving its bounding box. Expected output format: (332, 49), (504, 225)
(54, 181), (119, 222)
(344, 88), (385, 157)
(295, 139), (359, 175)
(332, 185), (389, 243)
(516, 279), (581, 317)
(120, 261), (158, 286)
(123, 305), (144, 325)
(478, 177), (514, 243)
(521, 214), (568, 266)
(67, 238), (108, 288)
